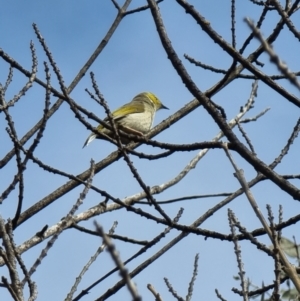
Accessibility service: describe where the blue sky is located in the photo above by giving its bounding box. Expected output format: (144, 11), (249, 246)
(1, 1), (300, 300)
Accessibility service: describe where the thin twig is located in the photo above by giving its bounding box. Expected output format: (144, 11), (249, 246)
(94, 222), (142, 301)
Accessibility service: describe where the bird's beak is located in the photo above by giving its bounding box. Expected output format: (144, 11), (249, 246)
(161, 104), (169, 110)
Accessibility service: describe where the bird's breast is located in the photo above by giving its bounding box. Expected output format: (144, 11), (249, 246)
(119, 111), (154, 133)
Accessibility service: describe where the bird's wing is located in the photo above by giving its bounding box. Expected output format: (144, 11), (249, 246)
(91, 102), (143, 132)
(111, 102), (145, 120)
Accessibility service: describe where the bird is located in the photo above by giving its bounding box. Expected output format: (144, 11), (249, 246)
(83, 92), (168, 147)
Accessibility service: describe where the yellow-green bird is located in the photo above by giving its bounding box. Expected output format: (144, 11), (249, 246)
(83, 92), (168, 147)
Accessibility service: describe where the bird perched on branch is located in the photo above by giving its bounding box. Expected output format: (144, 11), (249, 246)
(83, 92), (168, 147)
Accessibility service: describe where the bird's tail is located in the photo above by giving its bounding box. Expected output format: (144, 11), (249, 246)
(82, 133), (96, 148)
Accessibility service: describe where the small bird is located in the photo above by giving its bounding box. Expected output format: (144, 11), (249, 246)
(83, 92), (168, 147)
